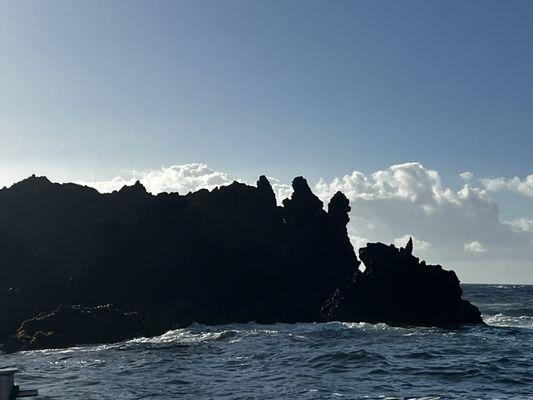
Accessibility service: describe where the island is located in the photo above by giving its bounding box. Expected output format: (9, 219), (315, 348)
(0, 174), (483, 352)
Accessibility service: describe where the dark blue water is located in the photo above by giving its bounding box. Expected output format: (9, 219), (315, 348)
(2, 284), (532, 399)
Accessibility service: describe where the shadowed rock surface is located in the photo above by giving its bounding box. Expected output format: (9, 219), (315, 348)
(0, 175), (482, 351)
(320, 241), (483, 326)
(68, 176), (357, 325)
(0, 227), (63, 339)
(4, 305), (148, 353)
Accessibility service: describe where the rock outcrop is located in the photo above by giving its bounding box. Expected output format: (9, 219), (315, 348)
(0, 175), (483, 352)
(320, 239), (483, 326)
(68, 177), (358, 325)
(0, 228), (64, 339)
(0, 175), (149, 277)
(4, 304), (148, 353)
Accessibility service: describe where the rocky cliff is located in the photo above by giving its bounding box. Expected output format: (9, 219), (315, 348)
(0, 175), (482, 352)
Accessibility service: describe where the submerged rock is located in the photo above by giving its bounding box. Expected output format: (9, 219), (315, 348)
(4, 304), (148, 352)
(320, 239), (483, 326)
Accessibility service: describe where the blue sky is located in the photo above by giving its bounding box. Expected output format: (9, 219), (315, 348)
(1, 1), (532, 282)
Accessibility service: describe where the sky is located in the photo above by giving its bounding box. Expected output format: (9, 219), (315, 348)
(0, 0), (532, 283)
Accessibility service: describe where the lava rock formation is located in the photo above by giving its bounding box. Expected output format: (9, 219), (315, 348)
(4, 304), (148, 353)
(0, 174), (482, 352)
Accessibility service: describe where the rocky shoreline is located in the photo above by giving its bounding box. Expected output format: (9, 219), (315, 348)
(0, 175), (482, 352)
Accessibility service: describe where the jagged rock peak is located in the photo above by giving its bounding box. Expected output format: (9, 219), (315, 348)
(256, 175), (277, 207)
(292, 176), (312, 193)
(327, 191), (351, 229)
(404, 236), (413, 255)
(256, 175), (272, 190)
(282, 176), (324, 226)
(118, 180), (147, 194)
(11, 174), (52, 189)
(288, 176), (322, 207)
(328, 191), (351, 216)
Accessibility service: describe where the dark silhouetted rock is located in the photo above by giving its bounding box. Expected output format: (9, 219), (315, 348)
(256, 175), (277, 208)
(4, 304), (148, 352)
(0, 176), (149, 277)
(0, 177), (151, 343)
(327, 192), (352, 234)
(0, 228), (63, 339)
(404, 236), (413, 255)
(69, 176), (357, 325)
(282, 176), (323, 228)
(0, 174), (484, 351)
(320, 239), (483, 326)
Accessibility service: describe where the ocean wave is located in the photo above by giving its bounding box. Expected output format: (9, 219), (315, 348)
(16, 314), (530, 357)
(484, 313), (533, 329)
(493, 285), (529, 289)
(125, 322), (286, 347)
(128, 328), (240, 345)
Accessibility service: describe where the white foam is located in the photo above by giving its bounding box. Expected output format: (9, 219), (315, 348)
(484, 313), (533, 329)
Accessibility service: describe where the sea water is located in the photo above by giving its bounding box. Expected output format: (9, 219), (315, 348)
(2, 284), (532, 399)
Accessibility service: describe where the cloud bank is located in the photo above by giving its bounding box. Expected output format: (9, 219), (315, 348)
(79, 162), (533, 283)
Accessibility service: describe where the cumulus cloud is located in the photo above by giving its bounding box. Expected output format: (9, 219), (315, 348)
(79, 176), (137, 193)
(482, 175), (533, 197)
(314, 162), (482, 216)
(80, 164), (235, 195)
(505, 218), (533, 233)
(313, 162), (532, 266)
(265, 176), (293, 203)
(315, 162), (446, 204)
(393, 235), (431, 251)
(349, 235), (369, 251)
(460, 171), (474, 181)
(464, 241), (487, 253)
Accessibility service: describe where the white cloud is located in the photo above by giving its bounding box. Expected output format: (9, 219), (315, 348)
(393, 235), (431, 251)
(265, 176), (293, 203)
(460, 171), (474, 181)
(315, 162), (449, 206)
(505, 218), (533, 233)
(464, 241), (487, 253)
(482, 175), (533, 197)
(349, 235), (369, 251)
(314, 162), (532, 266)
(82, 176), (138, 193)
(80, 164), (235, 195)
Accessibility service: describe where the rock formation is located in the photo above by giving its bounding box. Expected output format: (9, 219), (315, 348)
(0, 174), (483, 352)
(4, 305), (148, 353)
(320, 239), (483, 326)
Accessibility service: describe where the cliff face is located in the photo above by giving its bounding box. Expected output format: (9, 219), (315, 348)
(0, 174), (482, 351)
(0, 228), (58, 339)
(0, 177), (150, 339)
(69, 176), (358, 325)
(0, 176), (150, 275)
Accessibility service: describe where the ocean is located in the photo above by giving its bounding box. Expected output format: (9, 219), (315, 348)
(2, 284), (532, 399)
